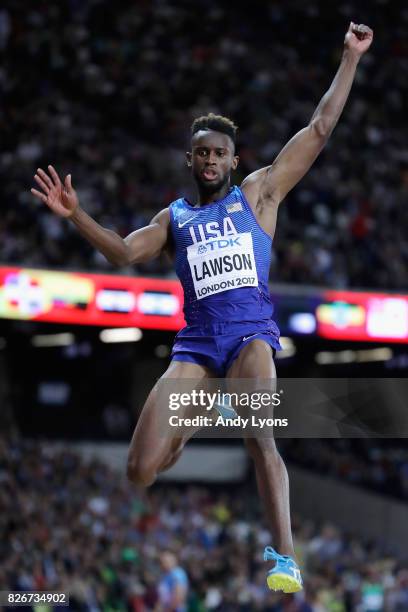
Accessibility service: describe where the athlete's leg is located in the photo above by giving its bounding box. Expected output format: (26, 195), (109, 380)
(226, 340), (294, 558)
(127, 360), (213, 487)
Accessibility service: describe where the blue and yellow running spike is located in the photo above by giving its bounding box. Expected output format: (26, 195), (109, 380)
(264, 546), (303, 593)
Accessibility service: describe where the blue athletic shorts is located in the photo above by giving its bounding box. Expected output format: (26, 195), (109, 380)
(171, 319), (281, 377)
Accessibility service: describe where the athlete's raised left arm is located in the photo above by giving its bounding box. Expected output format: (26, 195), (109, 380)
(242, 22), (373, 223)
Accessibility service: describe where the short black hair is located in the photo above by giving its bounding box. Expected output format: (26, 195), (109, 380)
(191, 113), (238, 145)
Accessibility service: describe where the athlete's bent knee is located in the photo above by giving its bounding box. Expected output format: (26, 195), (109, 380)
(126, 457), (157, 488)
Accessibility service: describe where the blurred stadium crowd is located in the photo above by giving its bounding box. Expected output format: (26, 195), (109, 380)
(2, 435), (408, 612)
(1, 0), (408, 289)
(280, 439), (408, 502)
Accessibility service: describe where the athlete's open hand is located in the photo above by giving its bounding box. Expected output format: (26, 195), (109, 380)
(344, 22), (373, 57)
(31, 165), (79, 218)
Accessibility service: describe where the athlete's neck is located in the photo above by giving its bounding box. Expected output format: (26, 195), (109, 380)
(195, 182), (231, 206)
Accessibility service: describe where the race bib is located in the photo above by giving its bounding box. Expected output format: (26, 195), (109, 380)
(187, 232), (258, 299)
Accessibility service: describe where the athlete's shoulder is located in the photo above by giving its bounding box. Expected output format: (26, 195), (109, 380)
(234, 180), (258, 211)
(168, 196), (186, 207)
(232, 184), (249, 201)
(150, 207), (170, 226)
(168, 196), (188, 212)
(168, 197), (195, 227)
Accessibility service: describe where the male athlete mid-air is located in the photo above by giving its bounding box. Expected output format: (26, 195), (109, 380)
(31, 23), (373, 593)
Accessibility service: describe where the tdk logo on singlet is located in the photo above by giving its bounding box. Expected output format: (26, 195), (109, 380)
(196, 236), (241, 255)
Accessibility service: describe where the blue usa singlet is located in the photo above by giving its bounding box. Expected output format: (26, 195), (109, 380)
(169, 185), (274, 325)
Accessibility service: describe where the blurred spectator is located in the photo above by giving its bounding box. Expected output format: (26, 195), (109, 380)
(2, 434), (408, 610)
(1, 0), (407, 289)
(157, 551), (189, 612)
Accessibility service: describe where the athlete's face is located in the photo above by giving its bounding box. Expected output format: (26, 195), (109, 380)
(186, 130), (239, 194)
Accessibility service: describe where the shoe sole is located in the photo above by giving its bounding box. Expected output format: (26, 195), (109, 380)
(267, 572), (303, 593)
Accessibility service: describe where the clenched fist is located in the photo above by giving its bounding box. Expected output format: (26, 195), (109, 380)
(345, 22), (374, 57)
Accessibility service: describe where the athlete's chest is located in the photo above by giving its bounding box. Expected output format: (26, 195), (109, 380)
(172, 201), (260, 298)
(173, 200), (252, 247)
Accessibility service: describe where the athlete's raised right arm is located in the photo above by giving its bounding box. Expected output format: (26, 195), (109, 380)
(31, 165), (170, 267)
